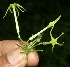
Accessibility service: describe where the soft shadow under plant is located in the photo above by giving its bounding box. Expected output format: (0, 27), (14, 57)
(3, 3), (64, 55)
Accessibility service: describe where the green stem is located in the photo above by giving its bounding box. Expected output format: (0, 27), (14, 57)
(29, 26), (49, 40)
(12, 6), (20, 39)
(12, 6), (28, 54)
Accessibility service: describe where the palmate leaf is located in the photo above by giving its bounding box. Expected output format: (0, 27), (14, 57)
(43, 26), (64, 52)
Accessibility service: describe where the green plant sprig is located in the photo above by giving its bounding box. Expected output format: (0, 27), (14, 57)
(28, 15), (61, 41)
(3, 3), (26, 40)
(3, 3), (64, 54)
